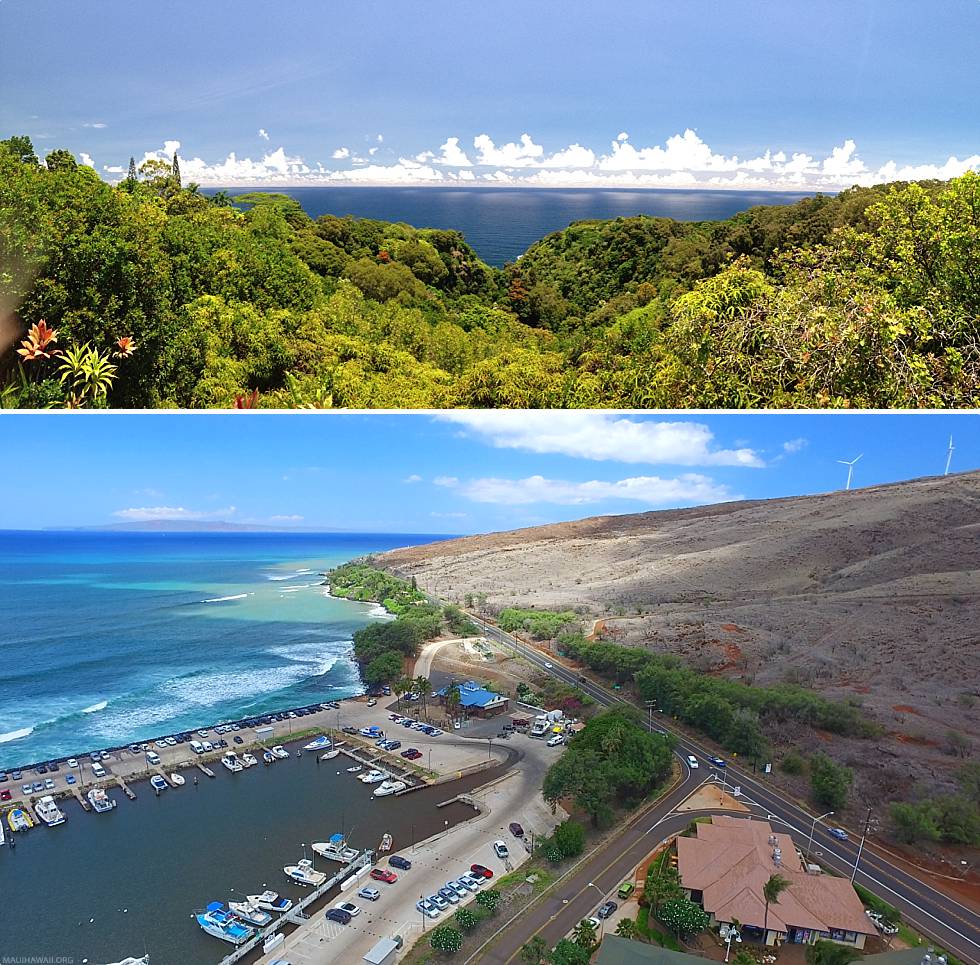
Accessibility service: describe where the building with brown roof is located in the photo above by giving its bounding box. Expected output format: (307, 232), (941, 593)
(675, 815), (875, 949)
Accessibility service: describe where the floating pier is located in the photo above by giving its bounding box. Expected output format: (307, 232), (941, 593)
(115, 776), (137, 800)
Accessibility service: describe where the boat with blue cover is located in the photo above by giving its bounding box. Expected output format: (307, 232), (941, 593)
(195, 901), (254, 945)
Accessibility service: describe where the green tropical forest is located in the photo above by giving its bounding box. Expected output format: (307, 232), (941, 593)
(1, 134), (977, 409)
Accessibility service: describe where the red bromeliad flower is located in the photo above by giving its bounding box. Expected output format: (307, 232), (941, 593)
(16, 320), (60, 361)
(114, 335), (137, 358)
(234, 389), (260, 409)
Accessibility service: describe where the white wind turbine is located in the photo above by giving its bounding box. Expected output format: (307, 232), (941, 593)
(944, 436), (955, 476)
(838, 454), (863, 491)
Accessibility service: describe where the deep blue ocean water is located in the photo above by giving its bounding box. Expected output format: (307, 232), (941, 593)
(0, 530), (443, 770)
(207, 185), (817, 266)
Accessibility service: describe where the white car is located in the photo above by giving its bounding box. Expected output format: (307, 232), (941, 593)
(687, 755), (699, 769)
(546, 734), (564, 747)
(493, 840), (509, 859)
(544, 661), (554, 670)
(333, 900), (360, 917)
(446, 880), (469, 899)
(67, 758), (79, 768)
(357, 887), (381, 902)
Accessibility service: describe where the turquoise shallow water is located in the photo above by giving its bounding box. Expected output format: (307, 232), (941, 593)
(0, 530), (444, 770)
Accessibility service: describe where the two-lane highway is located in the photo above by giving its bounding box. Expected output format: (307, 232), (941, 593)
(469, 615), (980, 964)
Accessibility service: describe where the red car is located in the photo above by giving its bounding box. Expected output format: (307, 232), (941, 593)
(0, 789), (11, 801)
(470, 863), (494, 879)
(370, 868), (398, 883)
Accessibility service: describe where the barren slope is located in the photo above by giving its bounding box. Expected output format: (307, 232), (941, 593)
(380, 472), (980, 800)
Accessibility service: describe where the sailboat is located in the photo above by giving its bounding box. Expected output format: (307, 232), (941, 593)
(320, 749), (340, 760)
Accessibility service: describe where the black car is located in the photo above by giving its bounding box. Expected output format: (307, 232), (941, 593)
(342, 726), (358, 735)
(325, 907), (352, 925)
(37, 764), (48, 774)
(389, 855), (412, 870)
(233, 735), (244, 744)
(48, 762), (60, 772)
(597, 900), (618, 919)
(218, 739), (228, 748)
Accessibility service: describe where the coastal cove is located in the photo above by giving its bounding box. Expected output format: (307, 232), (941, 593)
(205, 185), (817, 267)
(0, 531), (445, 770)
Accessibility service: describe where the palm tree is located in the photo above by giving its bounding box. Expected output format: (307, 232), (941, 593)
(393, 676), (411, 709)
(572, 919), (599, 955)
(762, 873), (790, 942)
(519, 936), (547, 964)
(445, 683), (462, 725)
(415, 675), (432, 718)
(615, 918), (638, 940)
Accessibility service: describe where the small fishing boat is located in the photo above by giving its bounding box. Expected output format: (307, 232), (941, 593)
(320, 749), (340, 760)
(345, 764), (362, 774)
(221, 752), (243, 773)
(88, 786), (117, 813)
(303, 735), (332, 751)
(283, 857), (326, 887)
(34, 795), (66, 827)
(248, 890), (293, 914)
(170, 773), (185, 786)
(271, 745), (290, 760)
(228, 897), (273, 928)
(241, 753), (258, 768)
(262, 750), (275, 764)
(379, 832), (393, 852)
(7, 807), (34, 832)
(359, 769), (387, 784)
(195, 901), (254, 945)
(312, 833), (358, 863)
(373, 779), (407, 798)
(150, 775), (168, 791)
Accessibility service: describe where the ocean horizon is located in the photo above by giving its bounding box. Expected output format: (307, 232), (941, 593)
(203, 184), (819, 266)
(0, 530), (445, 770)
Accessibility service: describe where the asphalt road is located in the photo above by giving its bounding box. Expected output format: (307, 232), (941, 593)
(468, 617), (980, 965)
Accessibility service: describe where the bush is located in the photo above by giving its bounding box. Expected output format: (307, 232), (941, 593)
(553, 820), (586, 859)
(475, 889), (502, 915)
(498, 608), (579, 640)
(809, 752), (853, 810)
(853, 883), (901, 924)
(780, 750), (806, 774)
(454, 906), (481, 931)
(659, 897), (709, 939)
(430, 924), (463, 954)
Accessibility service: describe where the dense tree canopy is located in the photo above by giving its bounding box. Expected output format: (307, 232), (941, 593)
(2, 136), (978, 407)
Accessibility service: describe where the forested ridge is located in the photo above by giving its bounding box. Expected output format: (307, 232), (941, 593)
(2, 135), (977, 408)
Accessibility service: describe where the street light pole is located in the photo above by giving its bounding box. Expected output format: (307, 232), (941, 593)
(806, 811), (834, 860)
(586, 882), (605, 941)
(724, 926), (742, 963)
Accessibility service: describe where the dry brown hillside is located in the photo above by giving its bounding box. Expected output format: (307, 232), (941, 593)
(380, 471), (980, 806)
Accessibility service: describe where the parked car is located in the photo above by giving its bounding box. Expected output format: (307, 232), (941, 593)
(233, 735), (244, 744)
(384, 740), (402, 750)
(358, 886), (382, 901)
(438, 886), (461, 904)
(597, 900), (618, 919)
(66, 774), (76, 785)
(493, 840), (509, 859)
(546, 734), (564, 747)
(446, 880), (469, 899)
(456, 875), (481, 892)
(829, 828), (849, 841)
(342, 726), (358, 735)
(389, 855), (412, 870)
(371, 868), (398, 883)
(618, 881), (635, 899)
(0, 772), (7, 783)
(333, 901), (360, 918)
(367, 699), (377, 707)
(325, 907), (351, 925)
(44, 778), (55, 790)
(470, 863), (494, 879)
(0, 789), (11, 801)
(509, 822), (524, 838)
(430, 893), (450, 911)
(581, 916), (602, 931)
(415, 898), (440, 919)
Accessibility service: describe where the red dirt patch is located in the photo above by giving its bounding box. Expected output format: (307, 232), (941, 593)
(720, 623), (747, 633)
(894, 732), (939, 747)
(893, 704), (922, 715)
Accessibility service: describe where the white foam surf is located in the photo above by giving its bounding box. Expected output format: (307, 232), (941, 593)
(0, 725), (34, 744)
(202, 593), (249, 603)
(82, 700), (108, 714)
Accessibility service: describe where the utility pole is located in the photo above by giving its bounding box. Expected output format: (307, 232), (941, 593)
(851, 806), (875, 883)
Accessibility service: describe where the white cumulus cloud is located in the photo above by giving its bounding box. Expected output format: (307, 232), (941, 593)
(433, 136), (472, 167)
(458, 474), (737, 507)
(258, 128), (270, 141)
(783, 438), (808, 453)
(403, 474), (423, 484)
(435, 412), (764, 468)
(82, 122), (107, 129)
(473, 132), (544, 167)
(332, 146), (350, 159)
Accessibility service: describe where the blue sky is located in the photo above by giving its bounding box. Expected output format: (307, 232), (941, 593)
(2, 0), (978, 190)
(1, 412), (973, 534)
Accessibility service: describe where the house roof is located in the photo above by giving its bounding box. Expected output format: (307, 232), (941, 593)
(434, 680), (507, 709)
(676, 816), (873, 936)
(595, 936), (929, 965)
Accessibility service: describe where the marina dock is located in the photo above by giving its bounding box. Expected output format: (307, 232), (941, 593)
(115, 776), (136, 800)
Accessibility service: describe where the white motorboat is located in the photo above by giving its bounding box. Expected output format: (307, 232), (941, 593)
(248, 890), (293, 914)
(150, 775), (168, 791)
(320, 749), (340, 760)
(312, 833), (358, 863)
(241, 753), (258, 768)
(379, 831), (393, 852)
(196, 901), (254, 945)
(88, 786), (117, 812)
(228, 897), (273, 928)
(303, 735), (332, 751)
(271, 745), (289, 760)
(373, 779), (407, 797)
(283, 857), (326, 887)
(170, 772), (185, 786)
(262, 749), (275, 764)
(34, 795), (66, 827)
(346, 764), (362, 773)
(221, 752), (243, 773)
(359, 769), (387, 784)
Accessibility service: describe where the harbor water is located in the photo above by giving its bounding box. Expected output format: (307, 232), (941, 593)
(0, 744), (485, 963)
